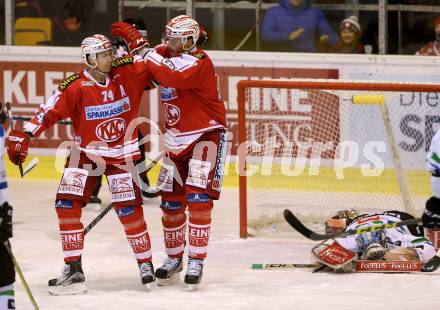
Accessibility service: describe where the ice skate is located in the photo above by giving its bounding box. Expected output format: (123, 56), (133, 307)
(48, 260), (86, 295)
(155, 257), (183, 286)
(138, 262), (155, 289)
(184, 258), (204, 291)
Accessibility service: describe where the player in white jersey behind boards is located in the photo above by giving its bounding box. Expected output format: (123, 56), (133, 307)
(6, 34), (157, 295)
(112, 15), (228, 290)
(422, 129), (440, 250)
(313, 211), (436, 272)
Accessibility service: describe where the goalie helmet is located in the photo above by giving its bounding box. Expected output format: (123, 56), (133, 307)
(325, 209), (360, 234)
(163, 15), (200, 51)
(80, 34), (113, 69)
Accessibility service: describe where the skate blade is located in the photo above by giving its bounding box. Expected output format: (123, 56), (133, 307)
(143, 282), (155, 291)
(157, 273), (180, 286)
(49, 282), (87, 296)
(186, 283), (199, 292)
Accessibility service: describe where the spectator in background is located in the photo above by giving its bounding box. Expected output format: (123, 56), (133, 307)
(262, 0), (338, 53)
(415, 17), (440, 56)
(327, 16), (372, 54)
(52, 0), (88, 46)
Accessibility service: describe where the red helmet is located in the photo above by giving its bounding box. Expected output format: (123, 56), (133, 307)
(163, 15), (200, 51)
(80, 34), (112, 69)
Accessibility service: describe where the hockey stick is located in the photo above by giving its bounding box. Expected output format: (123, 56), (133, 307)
(3, 241), (39, 310)
(22, 157), (39, 177)
(84, 203), (113, 235)
(283, 209), (422, 241)
(252, 263), (320, 269)
(421, 250), (440, 272)
(83, 152), (164, 235)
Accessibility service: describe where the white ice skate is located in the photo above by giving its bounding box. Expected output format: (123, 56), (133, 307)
(48, 261), (86, 296)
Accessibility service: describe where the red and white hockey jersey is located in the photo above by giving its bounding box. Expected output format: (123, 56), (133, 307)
(146, 46), (227, 153)
(24, 55), (153, 164)
(415, 41), (440, 56)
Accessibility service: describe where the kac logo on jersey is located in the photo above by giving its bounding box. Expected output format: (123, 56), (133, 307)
(164, 103), (180, 126)
(96, 118), (126, 142)
(160, 87), (177, 101)
(85, 97), (130, 120)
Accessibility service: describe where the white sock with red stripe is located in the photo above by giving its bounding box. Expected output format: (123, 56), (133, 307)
(188, 218), (211, 259)
(162, 216), (186, 258)
(126, 227), (152, 263)
(60, 228), (84, 263)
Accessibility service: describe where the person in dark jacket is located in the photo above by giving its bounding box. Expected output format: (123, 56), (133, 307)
(262, 0), (338, 52)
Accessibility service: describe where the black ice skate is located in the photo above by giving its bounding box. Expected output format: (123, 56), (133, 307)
(184, 258), (204, 291)
(155, 257), (183, 286)
(48, 260), (86, 295)
(139, 262), (155, 288)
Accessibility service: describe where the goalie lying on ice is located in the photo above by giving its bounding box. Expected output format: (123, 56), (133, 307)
(313, 211), (436, 272)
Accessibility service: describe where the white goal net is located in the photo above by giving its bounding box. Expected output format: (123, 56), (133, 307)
(236, 79), (440, 238)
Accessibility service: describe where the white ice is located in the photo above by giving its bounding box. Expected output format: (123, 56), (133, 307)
(8, 180), (440, 310)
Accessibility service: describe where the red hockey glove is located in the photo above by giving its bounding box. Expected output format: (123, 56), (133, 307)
(7, 130), (30, 165)
(111, 22), (149, 53)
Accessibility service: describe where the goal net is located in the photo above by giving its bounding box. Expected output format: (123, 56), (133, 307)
(236, 79), (440, 238)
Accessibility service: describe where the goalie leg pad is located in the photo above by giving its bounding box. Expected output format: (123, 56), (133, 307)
(114, 203), (152, 263)
(55, 199), (84, 263)
(384, 247), (419, 261)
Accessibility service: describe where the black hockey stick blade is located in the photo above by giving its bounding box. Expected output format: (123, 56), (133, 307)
(421, 254), (440, 272)
(284, 209), (422, 241)
(283, 209), (323, 240)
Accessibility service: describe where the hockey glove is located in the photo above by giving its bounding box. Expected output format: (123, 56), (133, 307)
(7, 130), (30, 165)
(422, 196), (440, 229)
(0, 202), (13, 241)
(111, 22), (149, 54)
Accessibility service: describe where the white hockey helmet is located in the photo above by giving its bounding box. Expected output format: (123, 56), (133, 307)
(80, 34), (113, 69)
(163, 15), (200, 51)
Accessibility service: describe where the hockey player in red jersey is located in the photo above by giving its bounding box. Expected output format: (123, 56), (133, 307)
(6, 34), (157, 295)
(112, 15), (227, 289)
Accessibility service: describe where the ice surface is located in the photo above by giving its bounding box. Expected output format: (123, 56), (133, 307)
(8, 180), (440, 310)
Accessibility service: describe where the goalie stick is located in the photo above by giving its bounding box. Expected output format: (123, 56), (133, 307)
(421, 250), (440, 272)
(283, 209), (421, 241)
(252, 263), (320, 269)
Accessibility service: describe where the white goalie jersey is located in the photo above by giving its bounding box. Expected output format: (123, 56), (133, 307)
(335, 212), (436, 262)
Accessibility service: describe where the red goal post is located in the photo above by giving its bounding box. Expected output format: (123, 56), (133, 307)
(237, 79), (440, 238)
